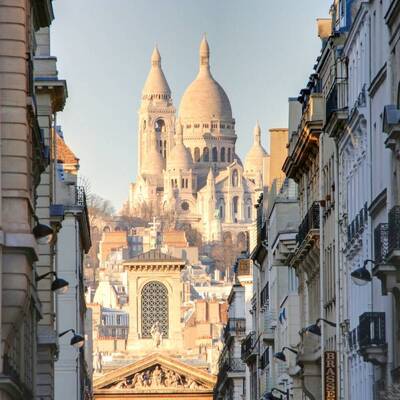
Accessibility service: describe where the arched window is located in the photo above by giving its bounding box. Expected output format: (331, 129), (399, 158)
(141, 281), (169, 338)
(232, 169), (239, 187)
(212, 147), (218, 162)
(221, 147), (226, 162)
(155, 119), (166, 133)
(194, 147), (201, 162)
(247, 203), (252, 219)
(203, 147), (210, 162)
(227, 148), (232, 162)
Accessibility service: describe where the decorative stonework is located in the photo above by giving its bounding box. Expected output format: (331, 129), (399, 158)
(107, 364), (206, 391)
(94, 353), (216, 396)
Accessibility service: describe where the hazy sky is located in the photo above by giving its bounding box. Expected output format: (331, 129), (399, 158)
(51, 0), (331, 210)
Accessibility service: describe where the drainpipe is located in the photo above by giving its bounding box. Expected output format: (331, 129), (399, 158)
(334, 137), (344, 399)
(319, 136), (325, 400)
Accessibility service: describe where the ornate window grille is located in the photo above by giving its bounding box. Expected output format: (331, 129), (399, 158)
(141, 281), (169, 338)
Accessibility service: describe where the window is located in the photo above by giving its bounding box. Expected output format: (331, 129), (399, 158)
(203, 147), (209, 162)
(194, 123), (200, 128)
(194, 147), (201, 162)
(181, 201), (190, 211)
(203, 123), (209, 128)
(141, 281), (169, 338)
(232, 169), (239, 187)
(155, 119), (166, 133)
(221, 147), (226, 162)
(212, 147), (218, 162)
(227, 148), (232, 162)
(247, 204), (251, 219)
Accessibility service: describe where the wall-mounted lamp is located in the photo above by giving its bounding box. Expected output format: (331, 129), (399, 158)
(36, 271), (69, 294)
(33, 216), (54, 244)
(59, 329), (84, 348)
(305, 318), (337, 336)
(273, 346), (298, 362)
(350, 259), (375, 286)
(264, 388), (289, 400)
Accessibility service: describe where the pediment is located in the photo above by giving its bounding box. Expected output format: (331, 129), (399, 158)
(94, 353), (216, 394)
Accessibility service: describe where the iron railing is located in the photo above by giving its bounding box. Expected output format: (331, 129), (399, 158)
(374, 223), (389, 264)
(347, 203), (368, 243)
(223, 318), (246, 340)
(325, 78), (348, 124)
(358, 312), (386, 349)
(296, 202), (320, 245)
(241, 331), (257, 361)
(388, 206), (400, 256)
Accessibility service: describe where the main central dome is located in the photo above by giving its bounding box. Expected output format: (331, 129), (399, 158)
(179, 37), (232, 121)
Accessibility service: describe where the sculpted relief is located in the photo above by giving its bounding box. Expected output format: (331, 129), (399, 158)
(109, 364), (205, 391)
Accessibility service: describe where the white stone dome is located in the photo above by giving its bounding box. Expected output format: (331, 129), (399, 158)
(244, 122), (267, 172)
(168, 127), (193, 170)
(179, 37), (232, 121)
(142, 47), (171, 99)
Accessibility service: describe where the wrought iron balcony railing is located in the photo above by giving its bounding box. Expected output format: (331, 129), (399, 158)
(325, 78), (348, 125)
(241, 331), (257, 362)
(374, 223), (389, 264)
(357, 312), (386, 349)
(296, 202), (320, 245)
(223, 318), (246, 341)
(388, 206), (400, 257)
(347, 203), (368, 244)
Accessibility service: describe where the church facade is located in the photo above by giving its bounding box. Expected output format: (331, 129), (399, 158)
(129, 37), (269, 243)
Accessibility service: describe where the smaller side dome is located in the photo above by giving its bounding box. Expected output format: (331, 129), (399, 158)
(167, 125), (193, 171)
(244, 121), (267, 173)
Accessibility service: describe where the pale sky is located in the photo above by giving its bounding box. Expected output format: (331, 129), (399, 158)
(51, 0), (331, 210)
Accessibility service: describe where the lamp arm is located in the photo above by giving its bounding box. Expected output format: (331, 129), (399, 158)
(36, 271), (56, 282)
(59, 329), (75, 338)
(283, 346), (298, 355)
(316, 318), (337, 328)
(363, 259), (377, 267)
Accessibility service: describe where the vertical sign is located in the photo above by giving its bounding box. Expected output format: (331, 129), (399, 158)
(324, 351), (337, 400)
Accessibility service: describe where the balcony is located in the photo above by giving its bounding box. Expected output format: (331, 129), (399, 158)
(283, 94), (325, 182)
(223, 318), (246, 342)
(241, 331), (258, 363)
(387, 206), (400, 263)
(346, 203), (368, 245)
(262, 309), (276, 344)
(325, 78), (348, 136)
(296, 202), (320, 246)
(373, 206), (400, 292)
(383, 105), (400, 150)
(358, 312), (387, 365)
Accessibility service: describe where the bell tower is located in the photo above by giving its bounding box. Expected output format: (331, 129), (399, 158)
(138, 47), (176, 176)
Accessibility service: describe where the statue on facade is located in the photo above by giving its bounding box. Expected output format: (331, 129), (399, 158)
(151, 365), (163, 387)
(93, 350), (103, 373)
(150, 321), (163, 348)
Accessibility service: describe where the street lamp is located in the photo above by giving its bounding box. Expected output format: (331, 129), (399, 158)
(264, 388), (290, 399)
(305, 318), (336, 336)
(59, 329), (85, 348)
(33, 221), (54, 244)
(273, 347), (298, 362)
(350, 259), (375, 286)
(36, 271), (69, 294)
